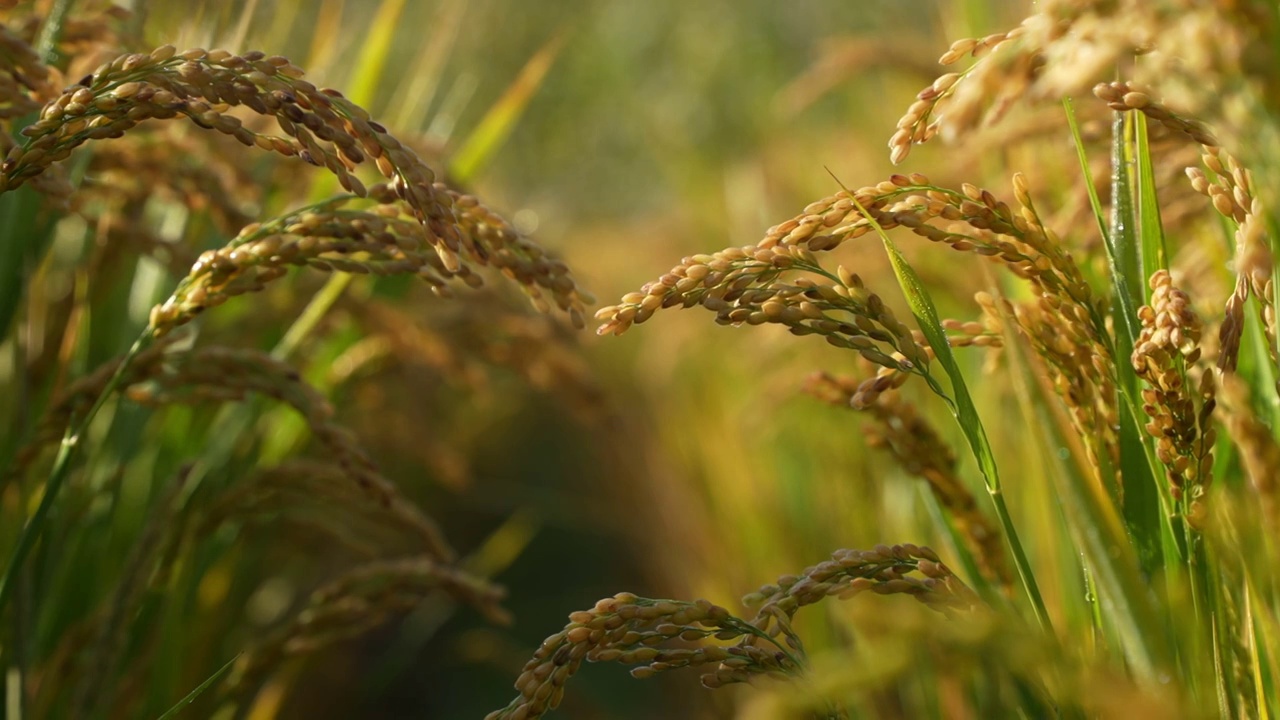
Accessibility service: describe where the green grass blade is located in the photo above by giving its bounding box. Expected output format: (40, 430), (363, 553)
(1107, 112), (1143, 317)
(1067, 99), (1171, 574)
(1245, 308), (1280, 428)
(35, 0), (74, 59)
(271, 273), (355, 361)
(993, 289), (1169, 681)
(346, 0), (409, 108)
(449, 32), (566, 184)
(0, 187), (56, 345)
(1063, 98), (1110, 247)
(390, 0), (467, 131)
(1273, 206), (1280, 420)
(1134, 113), (1169, 280)
(154, 653), (240, 720)
(845, 190), (1051, 634)
(1133, 105), (1220, 703)
(0, 0), (79, 337)
(1125, 109), (1185, 575)
(917, 480), (996, 603)
(0, 329), (153, 614)
(1249, 588), (1278, 720)
(883, 236), (1051, 634)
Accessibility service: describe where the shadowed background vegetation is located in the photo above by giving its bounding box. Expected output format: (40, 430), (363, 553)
(3, 0), (1279, 718)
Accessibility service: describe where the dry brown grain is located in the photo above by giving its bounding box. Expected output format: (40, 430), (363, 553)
(1131, 270), (1215, 525)
(805, 371), (1011, 589)
(596, 243), (929, 374)
(1093, 81), (1218, 146)
(890, 22), (1034, 164)
(601, 172), (1120, 488)
(489, 545), (980, 720)
(1184, 148), (1277, 386)
(2, 46), (589, 323)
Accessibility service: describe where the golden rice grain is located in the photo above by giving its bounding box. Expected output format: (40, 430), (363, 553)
(489, 545), (978, 720)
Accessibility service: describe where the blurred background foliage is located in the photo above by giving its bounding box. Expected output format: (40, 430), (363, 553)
(4, 0), (1218, 717)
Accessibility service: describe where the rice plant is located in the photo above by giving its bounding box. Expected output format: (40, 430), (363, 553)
(6, 0), (1280, 718)
(0, 1), (593, 717)
(493, 1), (1280, 717)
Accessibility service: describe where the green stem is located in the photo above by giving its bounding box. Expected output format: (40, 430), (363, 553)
(734, 620), (807, 671)
(0, 328), (153, 614)
(914, 365), (1049, 629)
(836, 180), (1054, 636)
(3, 4), (76, 711)
(155, 653), (240, 720)
(271, 273), (353, 361)
(987, 486), (1052, 633)
(1189, 531), (1233, 718)
(35, 0), (74, 60)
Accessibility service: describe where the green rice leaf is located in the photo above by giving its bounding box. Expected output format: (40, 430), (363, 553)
(347, 0), (409, 108)
(992, 287), (1170, 681)
(155, 653), (240, 720)
(1134, 113), (1169, 285)
(841, 183), (1052, 634)
(1063, 98), (1109, 246)
(1067, 99), (1170, 574)
(449, 32), (566, 184)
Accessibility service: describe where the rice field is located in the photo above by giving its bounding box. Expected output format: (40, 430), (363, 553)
(2, 1), (1278, 718)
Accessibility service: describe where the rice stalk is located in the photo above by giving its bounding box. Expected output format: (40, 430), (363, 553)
(68, 463), (194, 718)
(0, 39), (587, 622)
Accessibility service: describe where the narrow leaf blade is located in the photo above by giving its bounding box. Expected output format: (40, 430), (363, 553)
(155, 654), (240, 720)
